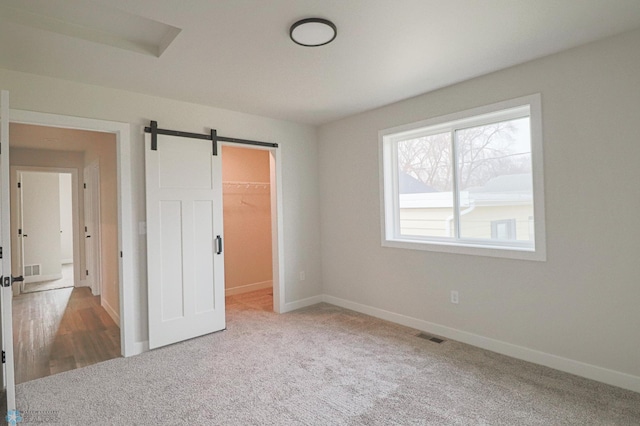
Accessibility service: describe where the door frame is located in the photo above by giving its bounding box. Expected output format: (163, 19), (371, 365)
(220, 142), (285, 313)
(11, 167), (81, 294)
(83, 160), (102, 296)
(9, 109), (135, 357)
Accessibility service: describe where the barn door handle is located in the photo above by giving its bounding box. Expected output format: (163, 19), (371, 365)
(215, 235), (223, 255)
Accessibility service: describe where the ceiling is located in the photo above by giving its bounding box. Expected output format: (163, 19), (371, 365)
(2, 1), (640, 125)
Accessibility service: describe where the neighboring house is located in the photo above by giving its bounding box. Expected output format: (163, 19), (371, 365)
(399, 173), (534, 241)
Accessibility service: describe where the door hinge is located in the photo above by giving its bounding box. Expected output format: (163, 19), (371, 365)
(2, 350), (5, 364)
(86, 270), (89, 276)
(84, 183), (87, 189)
(17, 182), (21, 188)
(0, 246), (2, 259)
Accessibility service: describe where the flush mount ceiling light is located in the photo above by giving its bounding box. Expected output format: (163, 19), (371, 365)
(290, 18), (337, 47)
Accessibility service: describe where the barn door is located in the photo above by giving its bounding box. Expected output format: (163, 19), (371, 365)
(145, 133), (225, 349)
(0, 90), (17, 411)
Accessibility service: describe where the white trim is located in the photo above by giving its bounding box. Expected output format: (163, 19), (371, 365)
(130, 340), (149, 355)
(225, 280), (272, 296)
(101, 297), (120, 326)
(84, 159), (102, 296)
(322, 294), (640, 394)
(9, 109), (136, 358)
(24, 273), (62, 284)
(281, 295), (324, 313)
(379, 93), (546, 262)
(272, 148), (285, 314)
(61, 258), (73, 264)
(1, 90), (17, 410)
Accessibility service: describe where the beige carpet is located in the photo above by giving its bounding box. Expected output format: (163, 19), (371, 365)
(14, 302), (640, 425)
(21, 264), (74, 294)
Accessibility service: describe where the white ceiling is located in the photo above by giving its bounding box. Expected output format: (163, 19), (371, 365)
(2, 0), (640, 125)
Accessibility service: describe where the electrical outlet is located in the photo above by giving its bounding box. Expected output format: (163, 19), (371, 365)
(450, 290), (459, 304)
(299, 271), (306, 281)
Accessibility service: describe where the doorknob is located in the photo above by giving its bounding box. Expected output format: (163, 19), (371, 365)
(1, 275), (24, 288)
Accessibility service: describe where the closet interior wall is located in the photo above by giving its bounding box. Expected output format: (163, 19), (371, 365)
(221, 146), (273, 296)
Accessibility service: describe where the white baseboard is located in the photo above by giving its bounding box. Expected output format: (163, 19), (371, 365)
(101, 297), (120, 327)
(281, 295), (324, 313)
(24, 273), (63, 284)
(126, 341), (149, 357)
(322, 294), (640, 394)
(226, 280), (272, 296)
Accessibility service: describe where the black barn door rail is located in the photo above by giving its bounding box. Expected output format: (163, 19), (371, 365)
(144, 120), (278, 155)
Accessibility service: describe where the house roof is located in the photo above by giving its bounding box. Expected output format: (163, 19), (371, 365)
(398, 171), (437, 194)
(468, 174), (533, 194)
(400, 174), (533, 209)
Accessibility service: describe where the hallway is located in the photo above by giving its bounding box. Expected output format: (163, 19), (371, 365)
(12, 287), (120, 384)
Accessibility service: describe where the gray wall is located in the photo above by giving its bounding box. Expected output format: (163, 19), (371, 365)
(1, 69), (322, 348)
(318, 28), (640, 385)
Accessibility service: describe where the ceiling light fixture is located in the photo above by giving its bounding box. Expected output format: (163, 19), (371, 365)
(289, 18), (337, 47)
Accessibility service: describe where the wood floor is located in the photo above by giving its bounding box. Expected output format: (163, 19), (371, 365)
(12, 286), (272, 384)
(12, 287), (121, 384)
(226, 287), (273, 312)
(22, 263), (74, 294)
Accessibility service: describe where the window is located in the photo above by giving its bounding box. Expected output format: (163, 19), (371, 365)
(380, 94), (545, 260)
(491, 219), (516, 240)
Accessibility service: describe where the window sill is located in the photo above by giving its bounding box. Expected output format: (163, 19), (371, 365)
(382, 238), (546, 261)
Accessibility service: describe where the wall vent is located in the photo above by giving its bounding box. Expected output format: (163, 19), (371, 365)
(24, 264), (41, 277)
(416, 332), (445, 344)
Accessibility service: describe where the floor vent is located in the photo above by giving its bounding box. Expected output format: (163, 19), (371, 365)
(24, 264), (41, 277)
(416, 332), (445, 344)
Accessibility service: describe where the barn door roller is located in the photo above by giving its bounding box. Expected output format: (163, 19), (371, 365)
(144, 121), (278, 155)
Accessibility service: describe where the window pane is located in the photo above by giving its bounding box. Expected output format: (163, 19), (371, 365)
(455, 117), (534, 242)
(396, 132), (454, 238)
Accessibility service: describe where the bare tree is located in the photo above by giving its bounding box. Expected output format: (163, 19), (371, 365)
(397, 120), (531, 191)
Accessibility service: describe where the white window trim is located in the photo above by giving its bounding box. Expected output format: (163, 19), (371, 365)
(379, 94), (546, 261)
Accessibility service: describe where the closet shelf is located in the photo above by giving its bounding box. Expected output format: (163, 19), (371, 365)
(223, 181), (270, 194)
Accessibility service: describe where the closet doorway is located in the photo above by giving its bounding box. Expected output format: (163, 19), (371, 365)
(221, 145), (275, 312)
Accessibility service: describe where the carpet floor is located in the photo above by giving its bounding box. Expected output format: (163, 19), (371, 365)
(15, 301), (640, 425)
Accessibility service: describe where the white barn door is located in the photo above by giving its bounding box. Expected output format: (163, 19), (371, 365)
(145, 133), (225, 349)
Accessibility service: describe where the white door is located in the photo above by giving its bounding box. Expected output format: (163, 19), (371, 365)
(145, 133), (225, 349)
(83, 162), (101, 295)
(0, 90), (17, 411)
(19, 172), (63, 285)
